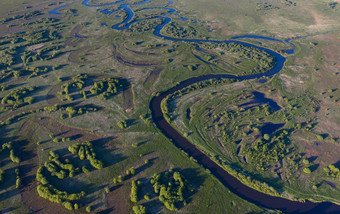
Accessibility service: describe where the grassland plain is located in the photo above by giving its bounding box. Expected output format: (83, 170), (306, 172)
(0, 0), (339, 213)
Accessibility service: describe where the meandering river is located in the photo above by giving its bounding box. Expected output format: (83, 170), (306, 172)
(50, 0), (340, 212)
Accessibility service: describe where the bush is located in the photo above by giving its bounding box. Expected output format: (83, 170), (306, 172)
(130, 180), (138, 203)
(68, 142), (103, 169)
(132, 205), (146, 214)
(63, 201), (73, 210)
(303, 168), (311, 174)
(117, 120), (128, 129)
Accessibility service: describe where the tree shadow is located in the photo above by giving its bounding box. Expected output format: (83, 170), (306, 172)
(125, 119), (136, 127)
(97, 208), (115, 214)
(333, 160), (340, 168)
(137, 140), (148, 147)
(91, 202), (105, 211)
(1, 206), (20, 213)
(141, 168), (206, 210)
(110, 184), (123, 192)
(135, 157), (158, 176)
(0, 189), (19, 203)
(16, 139), (36, 162)
(175, 167), (206, 206)
(0, 167), (18, 192)
(308, 156), (318, 163)
(310, 164), (319, 172)
(19, 163), (36, 186)
(91, 137), (126, 168)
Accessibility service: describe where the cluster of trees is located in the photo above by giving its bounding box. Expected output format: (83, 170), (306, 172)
(21, 30), (52, 45)
(129, 19), (163, 33)
(161, 78), (234, 122)
(198, 42), (276, 75)
(61, 106), (97, 119)
(21, 17), (59, 27)
(0, 26), (62, 84)
(37, 184), (84, 209)
(0, 11), (42, 24)
(68, 142), (103, 169)
(129, 178), (147, 213)
(0, 141), (20, 163)
(0, 50), (14, 68)
(10, 149), (20, 163)
(112, 167), (136, 185)
(112, 175), (124, 184)
(59, 74), (88, 101)
(44, 104), (60, 113)
(0, 110), (32, 127)
(150, 170), (190, 211)
(89, 77), (128, 100)
(1, 86), (35, 109)
(323, 165), (340, 178)
(0, 84), (9, 91)
(65, 106), (77, 118)
(52, 136), (71, 143)
(0, 68), (21, 83)
(117, 120), (128, 129)
(282, 94), (320, 118)
(36, 158), (85, 210)
(132, 205), (147, 214)
(165, 22), (202, 39)
(126, 167), (135, 176)
(247, 130), (291, 170)
(44, 151), (76, 179)
(130, 180), (138, 203)
(0, 26), (60, 70)
(25, 66), (50, 78)
(210, 155), (281, 196)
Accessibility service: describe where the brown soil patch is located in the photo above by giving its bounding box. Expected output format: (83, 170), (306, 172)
(105, 151), (159, 213)
(17, 120), (69, 213)
(106, 183), (130, 214)
(37, 117), (104, 142)
(27, 43), (45, 52)
(123, 86), (134, 113)
(113, 44), (158, 67)
(68, 46), (93, 63)
(18, 116), (116, 213)
(296, 137), (340, 166)
(65, 25), (86, 47)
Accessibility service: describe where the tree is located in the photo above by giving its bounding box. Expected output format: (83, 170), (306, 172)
(144, 194), (150, 201)
(130, 180), (138, 203)
(10, 150), (20, 163)
(303, 167), (311, 174)
(117, 120), (128, 129)
(63, 202), (73, 210)
(16, 176), (21, 188)
(66, 106), (76, 118)
(132, 205), (146, 214)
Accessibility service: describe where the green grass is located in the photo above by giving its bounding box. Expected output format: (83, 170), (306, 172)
(0, 0), (338, 212)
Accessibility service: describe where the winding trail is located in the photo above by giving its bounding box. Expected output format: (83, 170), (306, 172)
(49, 0), (340, 212)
